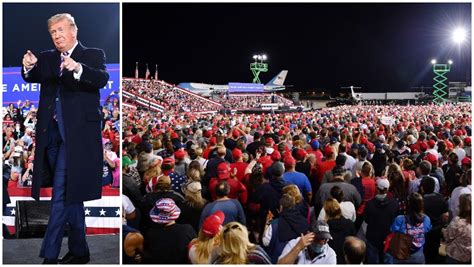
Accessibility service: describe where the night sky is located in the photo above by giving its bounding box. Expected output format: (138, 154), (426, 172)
(123, 3), (471, 93)
(3, 3), (120, 66)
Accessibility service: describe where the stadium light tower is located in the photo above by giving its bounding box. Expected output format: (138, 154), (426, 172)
(250, 53), (268, 84)
(431, 59), (451, 104)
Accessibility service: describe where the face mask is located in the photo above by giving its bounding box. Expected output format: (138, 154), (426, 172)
(375, 193), (387, 201)
(310, 243), (324, 254)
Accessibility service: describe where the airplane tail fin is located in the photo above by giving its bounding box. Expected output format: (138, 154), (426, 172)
(265, 70), (288, 86)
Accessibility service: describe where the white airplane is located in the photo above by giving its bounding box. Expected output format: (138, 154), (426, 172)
(177, 70), (289, 97)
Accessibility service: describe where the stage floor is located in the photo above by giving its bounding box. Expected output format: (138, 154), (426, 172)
(3, 234), (119, 264)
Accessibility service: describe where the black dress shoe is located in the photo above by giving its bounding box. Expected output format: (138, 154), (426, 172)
(42, 258), (58, 264)
(58, 253), (90, 264)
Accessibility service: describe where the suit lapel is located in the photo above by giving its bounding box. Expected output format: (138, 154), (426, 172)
(70, 41), (85, 62)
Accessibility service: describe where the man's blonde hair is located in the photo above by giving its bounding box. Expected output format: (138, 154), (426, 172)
(48, 13), (78, 31)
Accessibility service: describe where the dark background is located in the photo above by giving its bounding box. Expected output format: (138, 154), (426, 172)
(3, 3), (120, 66)
(123, 3), (471, 93)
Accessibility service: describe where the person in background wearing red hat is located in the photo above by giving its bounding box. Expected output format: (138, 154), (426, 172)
(230, 148), (248, 182)
(203, 136), (217, 160)
(174, 148), (190, 176)
(463, 137), (471, 158)
(202, 146), (227, 198)
(161, 157), (188, 195)
(209, 162), (247, 204)
(283, 155), (312, 204)
(258, 137), (276, 178)
(427, 139), (439, 159)
(224, 128), (241, 151)
(453, 136), (466, 164)
(316, 146), (337, 185)
(188, 211), (225, 264)
(423, 153), (445, 192)
(294, 148), (311, 181)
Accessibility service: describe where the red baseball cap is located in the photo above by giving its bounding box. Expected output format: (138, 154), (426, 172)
(162, 157), (175, 167)
(464, 137), (471, 146)
(232, 130), (240, 138)
(202, 211), (225, 237)
(423, 153), (438, 166)
(171, 132), (179, 139)
(209, 136), (217, 146)
(232, 148), (242, 160)
(271, 150), (281, 162)
(324, 146), (334, 157)
(174, 149), (186, 160)
(217, 162), (230, 179)
(428, 139), (436, 148)
(419, 142), (428, 152)
(461, 157), (471, 166)
(284, 155), (296, 167)
(265, 137), (275, 146)
(295, 149), (307, 160)
(265, 125), (271, 132)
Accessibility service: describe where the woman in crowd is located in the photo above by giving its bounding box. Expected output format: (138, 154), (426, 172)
(179, 181), (208, 232)
(386, 163), (408, 215)
(188, 211), (225, 264)
(323, 198), (356, 264)
(443, 193), (471, 264)
(212, 222), (271, 264)
(389, 192), (432, 264)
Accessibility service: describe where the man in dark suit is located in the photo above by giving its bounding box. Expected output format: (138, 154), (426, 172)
(21, 13), (109, 264)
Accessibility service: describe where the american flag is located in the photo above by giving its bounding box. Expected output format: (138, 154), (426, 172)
(154, 64), (158, 81)
(145, 64), (150, 80)
(135, 62), (139, 79)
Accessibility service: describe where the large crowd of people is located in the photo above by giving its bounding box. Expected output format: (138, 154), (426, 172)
(122, 78), (296, 113)
(122, 79), (223, 113)
(122, 100), (472, 264)
(216, 93), (294, 110)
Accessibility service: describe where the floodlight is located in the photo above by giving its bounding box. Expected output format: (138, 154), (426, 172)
(431, 59), (437, 65)
(448, 59), (453, 65)
(452, 28), (466, 44)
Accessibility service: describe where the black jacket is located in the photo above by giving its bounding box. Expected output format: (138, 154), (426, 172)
(364, 196), (399, 248)
(327, 217), (356, 264)
(21, 42), (109, 203)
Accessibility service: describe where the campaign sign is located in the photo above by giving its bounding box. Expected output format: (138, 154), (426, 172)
(228, 82), (264, 93)
(2, 63), (120, 106)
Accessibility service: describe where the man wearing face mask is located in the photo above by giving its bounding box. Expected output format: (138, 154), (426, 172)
(364, 178), (399, 264)
(21, 13), (109, 264)
(277, 220), (337, 264)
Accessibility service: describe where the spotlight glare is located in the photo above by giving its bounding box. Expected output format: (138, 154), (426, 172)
(431, 59), (437, 65)
(452, 28), (466, 44)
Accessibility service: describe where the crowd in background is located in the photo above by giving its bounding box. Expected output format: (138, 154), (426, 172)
(122, 101), (471, 264)
(2, 95), (121, 189)
(122, 79), (222, 113)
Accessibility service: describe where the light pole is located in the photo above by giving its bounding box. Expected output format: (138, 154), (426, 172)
(250, 53), (268, 84)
